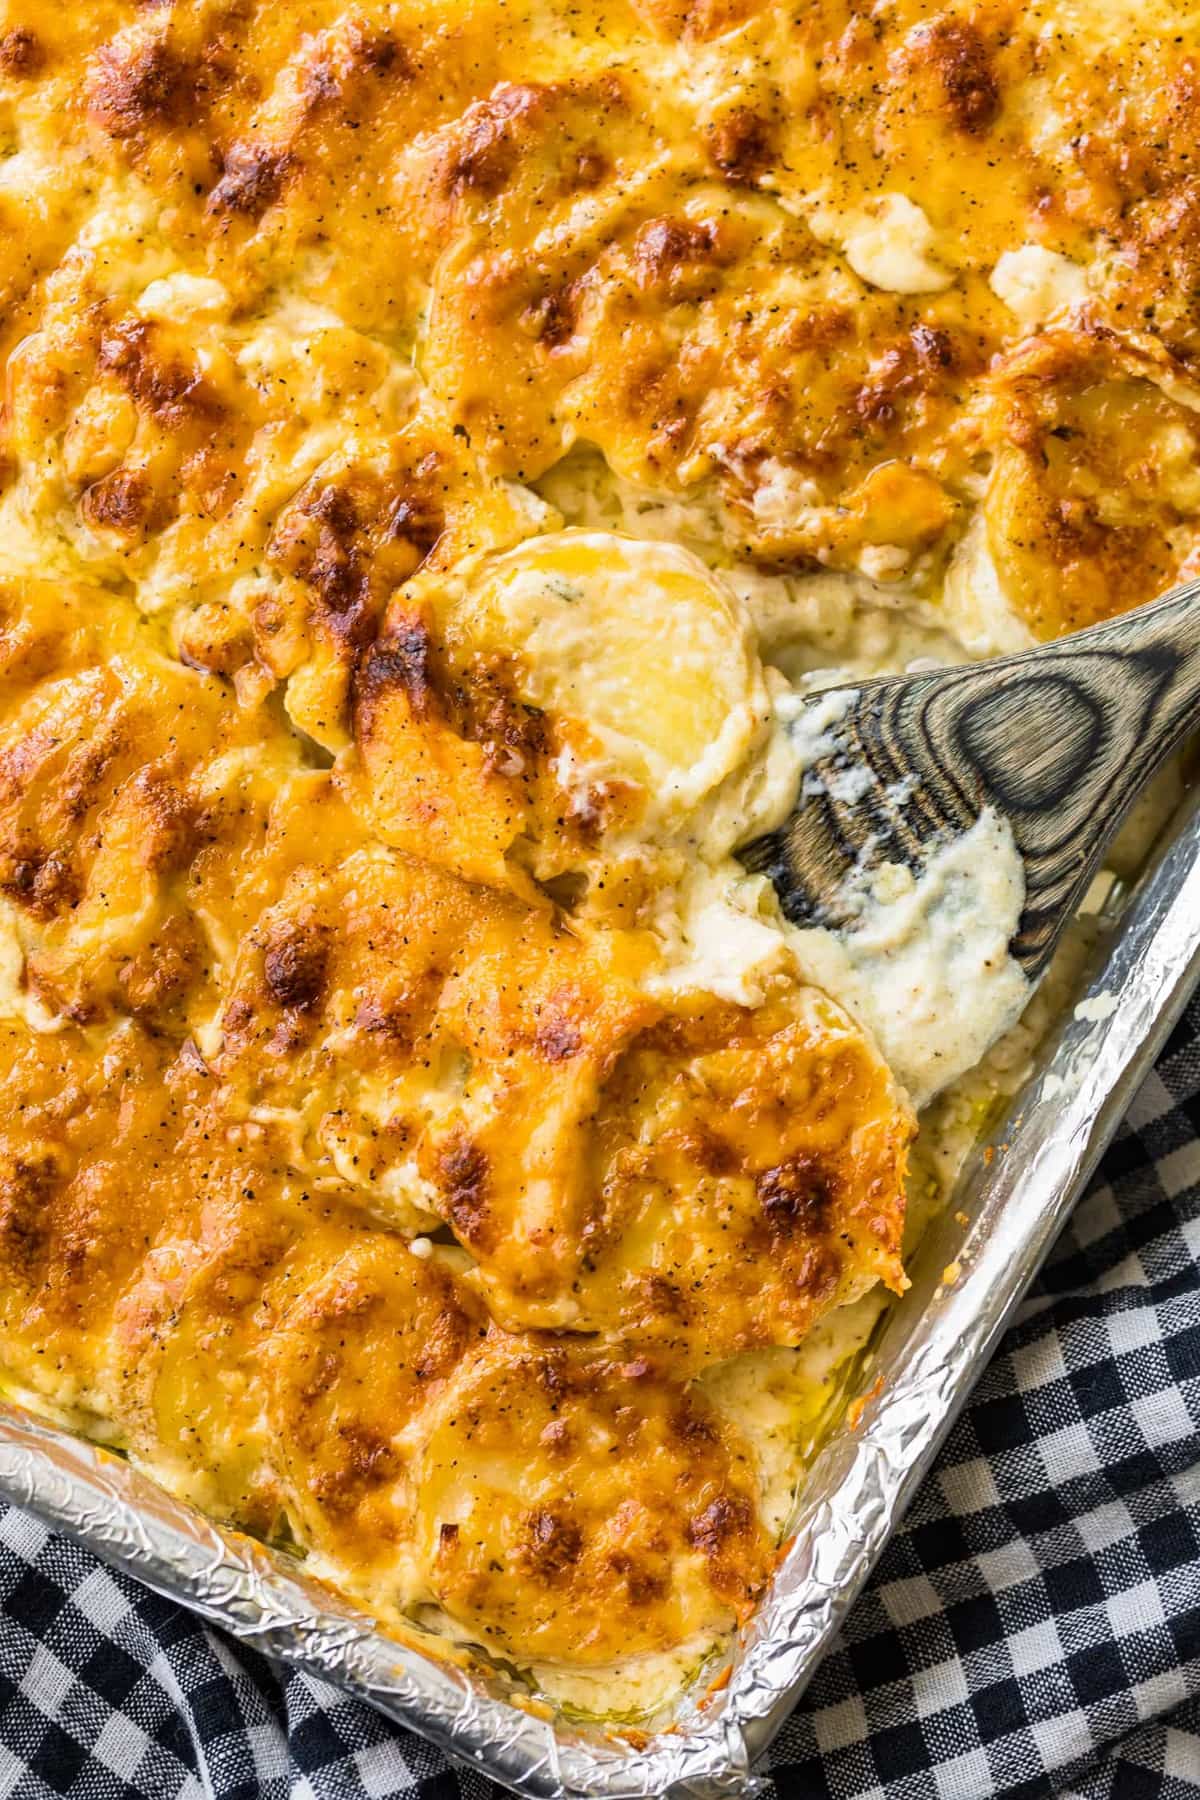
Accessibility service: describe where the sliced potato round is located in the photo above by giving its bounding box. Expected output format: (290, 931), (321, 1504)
(412, 1333), (772, 1667)
(979, 330), (1200, 637)
(421, 983), (912, 1368)
(115, 1210), (308, 1535)
(263, 1236), (487, 1599)
(347, 527), (778, 897)
(450, 528), (770, 824)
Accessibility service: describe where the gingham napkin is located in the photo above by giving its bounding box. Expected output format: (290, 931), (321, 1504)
(2, 996), (1198, 1800)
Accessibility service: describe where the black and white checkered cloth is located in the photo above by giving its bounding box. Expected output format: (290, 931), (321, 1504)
(2, 997), (1199, 1800)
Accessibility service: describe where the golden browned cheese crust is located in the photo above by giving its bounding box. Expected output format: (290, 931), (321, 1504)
(0, 0), (1188, 1692)
(2, 0), (1199, 662)
(0, 572), (909, 1670)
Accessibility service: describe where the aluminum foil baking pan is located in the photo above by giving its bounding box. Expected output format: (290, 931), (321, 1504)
(1, 794), (1198, 1800)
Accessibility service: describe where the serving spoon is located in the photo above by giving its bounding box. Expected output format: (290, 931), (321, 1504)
(739, 576), (1200, 984)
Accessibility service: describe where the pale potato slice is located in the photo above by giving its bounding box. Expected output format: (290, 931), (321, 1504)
(263, 1236), (487, 1600)
(450, 528), (770, 826)
(346, 527), (781, 900)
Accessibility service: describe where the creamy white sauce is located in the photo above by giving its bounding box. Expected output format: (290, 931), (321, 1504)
(783, 809), (1030, 1110)
(990, 243), (1088, 328)
(648, 865), (798, 1009)
(754, 686), (1030, 1105)
(649, 653), (1030, 1110)
(650, 809), (1029, 1111)
(809, 193), (954, 295)
(1075, 992), (1118, 1023)
(529, 1635), (717, 1718)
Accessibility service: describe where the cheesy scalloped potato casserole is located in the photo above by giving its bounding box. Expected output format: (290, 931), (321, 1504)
(0, 0), (1192, 1714)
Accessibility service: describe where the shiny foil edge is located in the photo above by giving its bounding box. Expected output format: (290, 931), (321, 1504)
(0, 799), (1198, 1800)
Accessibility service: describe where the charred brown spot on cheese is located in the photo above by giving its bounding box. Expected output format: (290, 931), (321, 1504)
(0, 1153), (60, 1276)
(310, 1421), (398, 1512)
(533, 1013), (582, 1062)
(706, 106), (774, 183)
(435, 1138), (490, 1245)
(539, 1418), (571, 1456)
(519, 1507), (583, 1577)
(344, 22), (411, 79)
(293, 16), (414, 126)
(98, 321), (217, 428)
(452, 655), (547, 771)
(607, 1548), (668, 1607)
(688, 1493), (753, 1557)
(383, 486), (445, 559)
(848, 323), (977, 442)
(294, 487), (366, 614)
(445, 83), (549, 197)
(632, 1269), (684, 1321)
(413, 1291), (479, 1381)
(685, 1127), (739, 1176)
(267, 476), (401, 649)
(80, 468), (160, 540)
(1042, 494), (1112, 559)
(299, 56), (343, 115)
(755, 1155), (834, 1236)
(0, 850), (79, 920)
(0, 734), (61, 813)
(899, 15), (1000, 135)
(1130, 177), (1200, 272)
(263, 918), (328, 1012)
(521, 284), (580, 349)
(572, 148), (609, 188)
(287, 464), (443, 640)
(562, 780), (618, 846)
(125, 769), (198, 872)
(118, 918), (200, 1018)
(910, 322), (957, 372)
(350, 958), (446, 1051)
(300, 26), (412, 117)
(61, 730), (123, 823)
(88, 37), (195, 139)
(0, 28), (43, 76)
(353, 615), (440, 732)
(532, 1346), (571, 1400)
(618, 356), (698, 461)
(632, 217), (731, 296)
(208, 140), (294, 216)
(687, 1493), (762, 1608)
(1109, 178), (1200, 359)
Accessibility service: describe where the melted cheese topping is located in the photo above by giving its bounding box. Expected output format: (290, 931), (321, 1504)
(0, 0), (1192, 1718)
